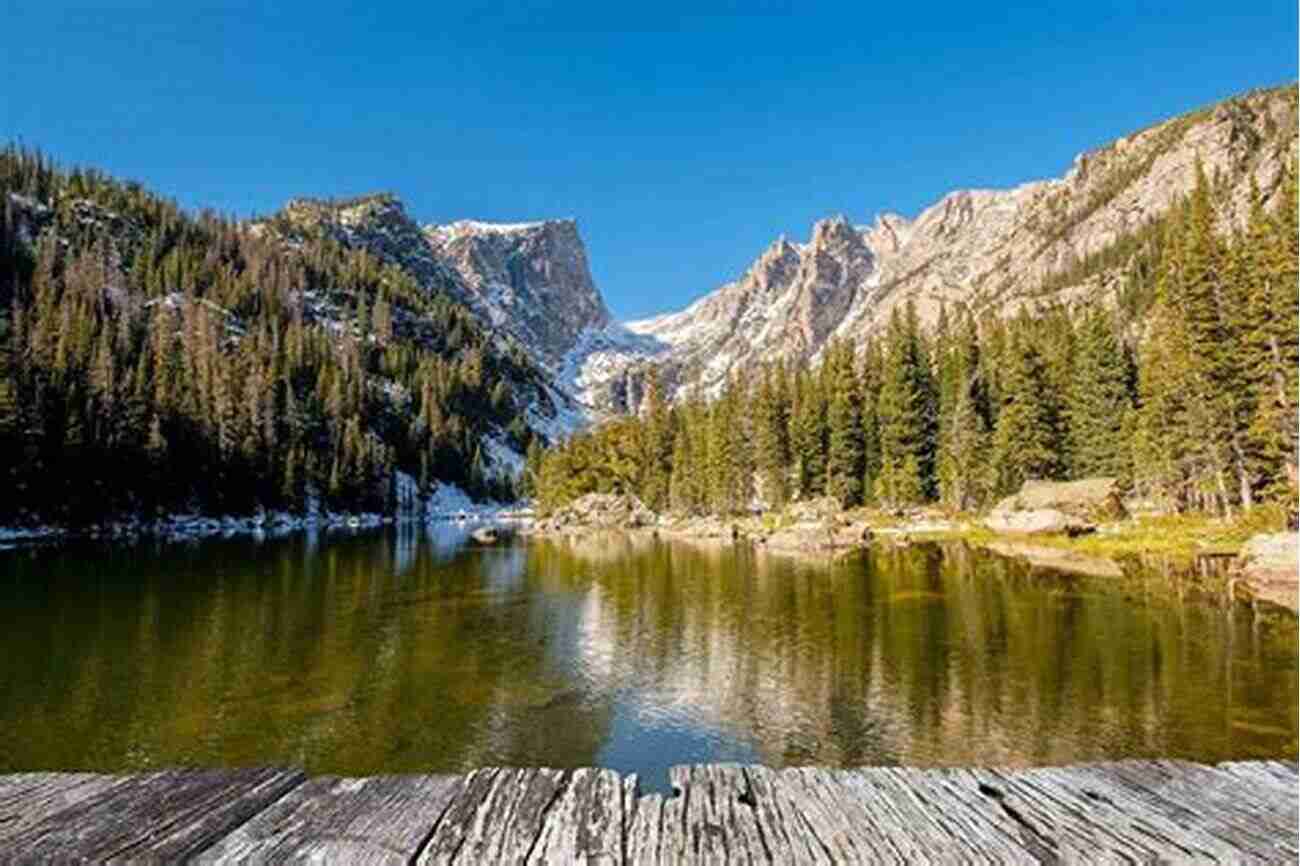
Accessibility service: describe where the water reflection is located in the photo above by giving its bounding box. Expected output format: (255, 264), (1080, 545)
(0, 529), (1293, 789)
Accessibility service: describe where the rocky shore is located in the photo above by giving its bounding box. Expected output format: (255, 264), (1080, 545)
(523, 481), (1299, 612)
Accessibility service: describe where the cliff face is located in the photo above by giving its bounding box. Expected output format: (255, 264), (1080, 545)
(270, 198), (610, 373)
(581, 84), (1296, 408)
(266, 84), (1297, 418)
(424, 218), (611, 369)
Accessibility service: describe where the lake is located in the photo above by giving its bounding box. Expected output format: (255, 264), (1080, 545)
(0, 526), (1294, 794)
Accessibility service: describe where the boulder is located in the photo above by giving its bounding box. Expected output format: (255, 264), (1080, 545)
(992, 477), (1127, 522)
(984, 508), (1089, 536)
(471, 527), (500, 544)
(1234, 532), (1298, 612)
(535, 493), (657, 532)
(985, 477), (1125, 535)
(763, 519), (873, 553)
(785, 496), (842, 523)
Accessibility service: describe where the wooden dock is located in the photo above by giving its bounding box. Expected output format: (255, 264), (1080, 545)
(0, 760), (1294, 863)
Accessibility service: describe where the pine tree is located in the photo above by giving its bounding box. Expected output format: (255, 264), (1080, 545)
(991, 326), (1064, 494)
(874, 305), (935, 507)
(753, 363), (791, 508)
(1067, 306), (1133, 479)
(789, 369), (827, 500)
(937, 311), (992, 510)
(639, 368), (673, 511)
(825, 341), (864, 507)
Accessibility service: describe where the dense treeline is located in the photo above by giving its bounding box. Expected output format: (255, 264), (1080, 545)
(0, 147), (536, 525)
(530, 163), (1298, 517)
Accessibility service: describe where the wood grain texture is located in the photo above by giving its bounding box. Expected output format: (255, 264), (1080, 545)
(0, 760), (1293, 864)
(527, 766), (623, 864)
(0, 768), (305, 863)
(0, 773), (127, 846)
(193, 774), (462, 864)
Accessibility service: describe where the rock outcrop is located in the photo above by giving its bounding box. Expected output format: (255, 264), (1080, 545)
(985, 477), (1127, 535)
(425, 219), (612, 369)
(580, 85), (1299, 409)
(1234, 532), (1299, 612)
(263, 197), (608, 420)
(531, 493), (657, 533)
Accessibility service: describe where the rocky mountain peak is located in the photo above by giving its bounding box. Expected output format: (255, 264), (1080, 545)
(746, 235), (802, 295)
(862, 212), (913, 256)
(808, 213), (859, 248)
(424, 217), (611, 369)
(609, 83), (1298, 411)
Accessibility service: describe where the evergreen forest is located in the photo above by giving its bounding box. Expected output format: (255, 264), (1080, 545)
(0, 147), (541, 525)
(529, 163), (1299, 519)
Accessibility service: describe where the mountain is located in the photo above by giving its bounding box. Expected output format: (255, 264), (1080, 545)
(3, 82), (1291, 527)
(0, 158), (587, 525)
(269, 197), (610, 368)
(568, 84), (1298, 409)
(424, 218), (611, 368)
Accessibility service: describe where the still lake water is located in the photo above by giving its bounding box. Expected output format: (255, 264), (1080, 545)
(0, 525), (1294, 792)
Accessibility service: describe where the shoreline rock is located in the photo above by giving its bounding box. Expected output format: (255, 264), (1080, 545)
(1233, 532), (1299, 612)
(984, 477), (1126, 536)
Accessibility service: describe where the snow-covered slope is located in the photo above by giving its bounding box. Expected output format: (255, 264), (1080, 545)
(424, 217), (612, 369)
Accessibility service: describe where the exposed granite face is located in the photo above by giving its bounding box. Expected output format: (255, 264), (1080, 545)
(261, 85), (1296, 421)
(269, 198), (611, 373)
(424, 218), (612, 369)
(623, 215), (878, 401)
(588, 84), (1298, 409)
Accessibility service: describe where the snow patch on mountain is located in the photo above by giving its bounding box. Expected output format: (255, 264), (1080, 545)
(556, 323), (669, 413)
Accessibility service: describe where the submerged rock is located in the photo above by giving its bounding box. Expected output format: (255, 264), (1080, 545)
(471, 527), (501, 544)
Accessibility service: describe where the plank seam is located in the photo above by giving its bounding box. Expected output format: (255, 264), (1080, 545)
(407, 776), (467, 866)
(737, 768), (775, 863)
(104, 769), (307, 862)
(521, 768), (572, 864)
(183, 770), (312, 862)
(441, 767), (501, 865)
(976, 780), (1061, 864)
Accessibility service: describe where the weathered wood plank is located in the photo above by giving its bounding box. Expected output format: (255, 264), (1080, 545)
(1040, 763), (1250, 861)
(0, 773), (129, 845)
(664, 764), (770, 864)
(737, 766), (811, 863)
(781, 767), (887, 862)
(624, 790), (666, 865)
(741, 766), (834, 863)
(964, 763), (1267, 863)
(0, 768), (305, 862)
(193, 773), (462, 864)
(418, 768), (570, 865)
(0, 760), (1292, 863)
(526, 767), (623, 864)
(1070, 760), (1298, 862)
(847, 767), (1039, 864)
(1216, 758), (1300, 790)
(959, 765), (1169, 862)
(705, 765), (769, 865)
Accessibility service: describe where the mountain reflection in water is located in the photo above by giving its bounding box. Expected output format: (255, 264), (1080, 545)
(0, 527), (1294, 795)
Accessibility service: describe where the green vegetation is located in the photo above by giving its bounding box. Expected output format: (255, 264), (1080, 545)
(956, 505), (1290, 561)
(0, 147), (541, 524)
(533, 160), (1299, 523)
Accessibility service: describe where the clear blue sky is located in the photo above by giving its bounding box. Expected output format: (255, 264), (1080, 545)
(6, 2), (1296, 320)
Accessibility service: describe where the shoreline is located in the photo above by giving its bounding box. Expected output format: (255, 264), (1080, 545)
(0, 507), (525, 548)
(6, 504), (1294, 613)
